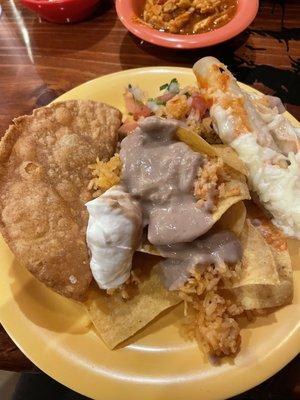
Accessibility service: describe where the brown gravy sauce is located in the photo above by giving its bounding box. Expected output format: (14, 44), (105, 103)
(120, 116), (243, 289)
(159, 229), (242, 290)
(120, 117), (214, 245)
(158, 229), (242, 263)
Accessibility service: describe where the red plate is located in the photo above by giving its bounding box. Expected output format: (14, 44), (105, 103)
(116, 0), (259, 49)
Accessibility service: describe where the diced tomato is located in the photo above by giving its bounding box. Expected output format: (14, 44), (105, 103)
(124, 91), (152, 120)
(191, 93), (208, 118)
(119, 120), (139, 136)
(157, 91), (176, 103)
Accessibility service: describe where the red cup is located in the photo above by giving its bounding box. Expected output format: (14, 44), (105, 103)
(20, 0), (101, 24)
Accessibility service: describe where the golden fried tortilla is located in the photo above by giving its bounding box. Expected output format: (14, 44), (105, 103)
(232, 204), (293, 309)
(85, 253), (182, 349)
(0, 100), (122, 301)
(225, 215), (293, 310)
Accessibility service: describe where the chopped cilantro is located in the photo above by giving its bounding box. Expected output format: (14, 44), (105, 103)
(160, 78), (179, 92)
(156, 100), (166, 106)
(159, 83), (169, 91)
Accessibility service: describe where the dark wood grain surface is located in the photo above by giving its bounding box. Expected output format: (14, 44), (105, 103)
(0, 0), (299, 397)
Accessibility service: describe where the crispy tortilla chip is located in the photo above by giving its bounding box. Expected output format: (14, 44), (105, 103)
(177, 126), (250, 221)
(138, 236), (161, 256)
(176, 127), (217, 157)
(231, 220), (280, 288)
(213, 180), (249, 222)
(226, 216), (293, 309)
(235, 204), (293, 309)
(85, 254), (181, 349)
(216, 201), (246, 236)
(288, 238), (300, 271)
(212, 144), (248, 176)
(176, 127), (247, 175)
(228, 250), (292, 309)
(0, 100), (122, 301)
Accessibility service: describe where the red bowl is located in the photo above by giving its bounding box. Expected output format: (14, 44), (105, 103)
(116, 0), (259, 49)
(20, 0), (100, 24)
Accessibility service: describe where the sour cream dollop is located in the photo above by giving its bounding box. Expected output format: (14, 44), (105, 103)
(85, 185), (142, 289)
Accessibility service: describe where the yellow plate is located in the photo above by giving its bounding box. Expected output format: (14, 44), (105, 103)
(0, 67), (299, 400)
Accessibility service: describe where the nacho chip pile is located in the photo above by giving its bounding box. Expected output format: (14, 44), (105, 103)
(86, 125), (293, 353)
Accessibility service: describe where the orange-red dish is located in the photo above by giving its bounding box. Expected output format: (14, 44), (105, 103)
(116, 0), (259, 49)
(20, 0), (100, 24)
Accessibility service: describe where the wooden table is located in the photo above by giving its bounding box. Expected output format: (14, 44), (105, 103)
(0, 0), (299, 397)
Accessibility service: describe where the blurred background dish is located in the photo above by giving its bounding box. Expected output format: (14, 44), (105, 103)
(20, 0), (101, 24)
(116, 0), (259, 49)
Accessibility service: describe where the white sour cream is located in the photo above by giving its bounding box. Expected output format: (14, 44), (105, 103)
(232, 134), (300, 238)
(85, 186), (142, 289)
(194, 57), (300, 238)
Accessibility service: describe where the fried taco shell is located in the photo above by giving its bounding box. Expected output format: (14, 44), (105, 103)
(0, 100), (122, 301)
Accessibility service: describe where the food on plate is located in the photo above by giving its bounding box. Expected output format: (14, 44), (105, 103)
(141, 0), (237, 34)
(0, 100), (122, 300)
(177, 217), (291, 355)
(86, 115), (249, 355)
(120, 117), (249, 245)
(86, 252), (181, 349)
(85, 69), (295, 355)
(121, 78), (219, 143)
(86, 111), (292, 355)
(87, 116), (249, 285)
(88, 154), (121, 197)
(194, 56), (300, 239)
(0, 61), (297, 359)
(86, 65), (296, 355)
(86, 185), (143, 290)
(233, 203), (294, 309)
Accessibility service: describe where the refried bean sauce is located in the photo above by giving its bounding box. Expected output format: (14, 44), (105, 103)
(120, 116), (243, 288)
(120, 117), (215, 246)
(158, 230), (243, 290)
